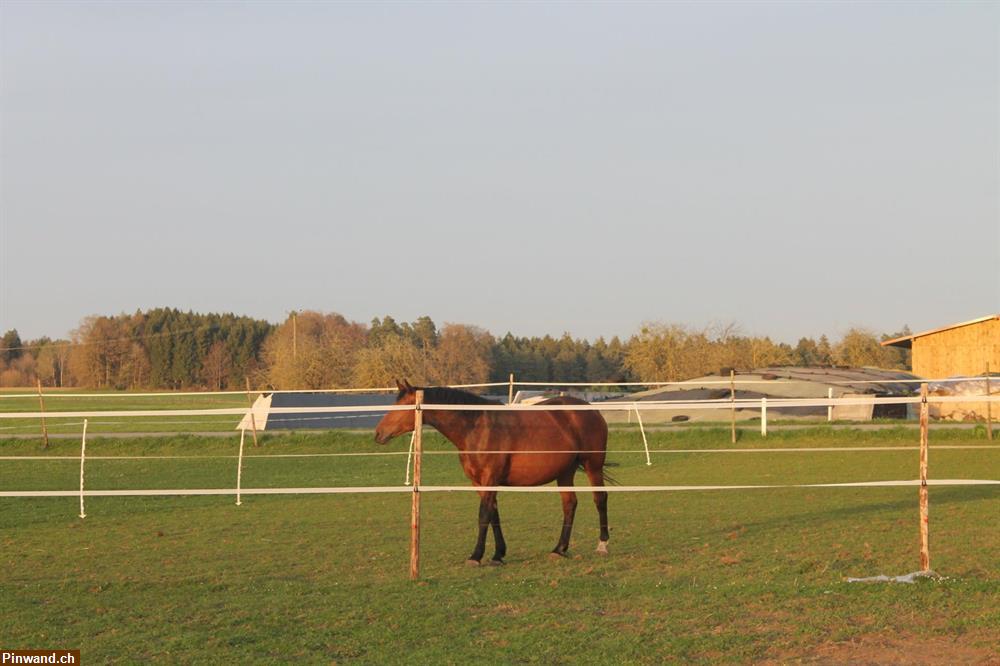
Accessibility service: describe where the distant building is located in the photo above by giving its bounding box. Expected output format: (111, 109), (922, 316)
(882, 315), (999, 420)
(881, 315), (999, 378)
(604, 366), (920, 423)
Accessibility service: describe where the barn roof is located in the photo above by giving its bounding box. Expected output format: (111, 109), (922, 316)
(881, 314), (999, 349)
(601, 366), (918, 422)
(616, 366), (919, 401)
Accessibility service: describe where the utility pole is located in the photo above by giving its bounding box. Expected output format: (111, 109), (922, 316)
(292, 310), (298, 360)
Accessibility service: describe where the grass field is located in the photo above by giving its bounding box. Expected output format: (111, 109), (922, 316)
(1, 426), (998, 663)
(0, 389), (250, 434)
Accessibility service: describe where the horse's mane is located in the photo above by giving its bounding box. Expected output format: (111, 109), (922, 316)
(404, 386), (500, 406)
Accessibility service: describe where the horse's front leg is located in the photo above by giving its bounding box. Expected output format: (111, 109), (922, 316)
(467, 490), (498, 566)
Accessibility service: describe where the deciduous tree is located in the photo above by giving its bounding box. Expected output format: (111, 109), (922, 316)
(432, 324), (494, 385)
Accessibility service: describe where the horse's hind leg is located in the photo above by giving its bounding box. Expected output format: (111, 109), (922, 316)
(489, 504), (506, 565)
(468, 491), (498, 566)
(584, 465), (610, 555)
(551, 469), (577, 558)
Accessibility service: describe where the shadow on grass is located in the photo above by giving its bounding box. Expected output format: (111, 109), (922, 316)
(713, 485), (999, 537)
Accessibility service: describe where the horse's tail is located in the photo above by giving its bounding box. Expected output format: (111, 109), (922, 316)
(601, 468), (621, 487)
(578, 463), (620, 487)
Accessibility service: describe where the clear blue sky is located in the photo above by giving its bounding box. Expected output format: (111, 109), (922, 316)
(2, 1), (997, 343)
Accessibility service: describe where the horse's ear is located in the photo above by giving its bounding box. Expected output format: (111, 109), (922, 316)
(402, 379), (414, 392)
(395, 379), (406, 391)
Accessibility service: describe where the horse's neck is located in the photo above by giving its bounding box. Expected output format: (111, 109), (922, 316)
(423, 409), (481, 451)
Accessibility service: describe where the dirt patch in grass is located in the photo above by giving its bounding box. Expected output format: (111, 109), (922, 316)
(765, 633), (999, 665)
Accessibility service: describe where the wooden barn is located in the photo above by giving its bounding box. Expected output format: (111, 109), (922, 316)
(881, 314), (999, 378)
(882, 314), (999, 420)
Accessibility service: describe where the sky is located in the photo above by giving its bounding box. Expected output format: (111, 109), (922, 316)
(1, 1), (998, 344)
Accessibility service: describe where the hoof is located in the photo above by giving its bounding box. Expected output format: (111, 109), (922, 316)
(488, 558), (505, 567)
(596, 541), (609, 556)
(465, 559), (481, 567)
(548, 551), (567, 560)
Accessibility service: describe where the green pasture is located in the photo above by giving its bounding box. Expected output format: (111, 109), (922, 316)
(1, 427), (998, 663)
(0, 389), (252, 434)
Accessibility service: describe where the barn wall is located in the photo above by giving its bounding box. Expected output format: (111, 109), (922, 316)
(912, 318), (1000, 378)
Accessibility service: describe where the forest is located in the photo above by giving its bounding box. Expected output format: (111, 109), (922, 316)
(0, 308), (911, 389)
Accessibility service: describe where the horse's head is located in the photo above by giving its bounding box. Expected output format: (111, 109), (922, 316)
(374, 379), (418, 444)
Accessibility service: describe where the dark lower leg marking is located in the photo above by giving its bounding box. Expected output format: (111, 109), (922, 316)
(552, 489), (578, 555)
(490, 505), (506, 563)
(469, 496), (491, 563)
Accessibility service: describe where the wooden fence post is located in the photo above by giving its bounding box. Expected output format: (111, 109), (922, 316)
(508, 373), (515, 404)
(827, 387), (833, 422)
(410, 390), (424, 580)
(986, 363), (993, 441)
(730, 370), (736, 444)
(919, 383), (930, 572)
(245, 376), (260, 448)
(37, 379), (49, 449)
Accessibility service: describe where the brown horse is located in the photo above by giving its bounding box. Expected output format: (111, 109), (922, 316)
(374, 380), (610, 565)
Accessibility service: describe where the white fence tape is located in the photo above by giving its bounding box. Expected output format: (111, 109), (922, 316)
(2, 478), (997, 499)
(3, 444), (997, 462)
(1, 376), (987, 400)
(0, 404), (414, 419)
(3, 391), (996, 515)
(2, 393), (998, 421)
(423, 395), (999, 411)
(78, 419), (87, 518)
(508, 378), (990, 387)
(0, 383), (506, 400)
(236, 428), (245, 506)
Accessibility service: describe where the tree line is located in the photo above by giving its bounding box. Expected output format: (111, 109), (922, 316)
(0, 308), (911, 389)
